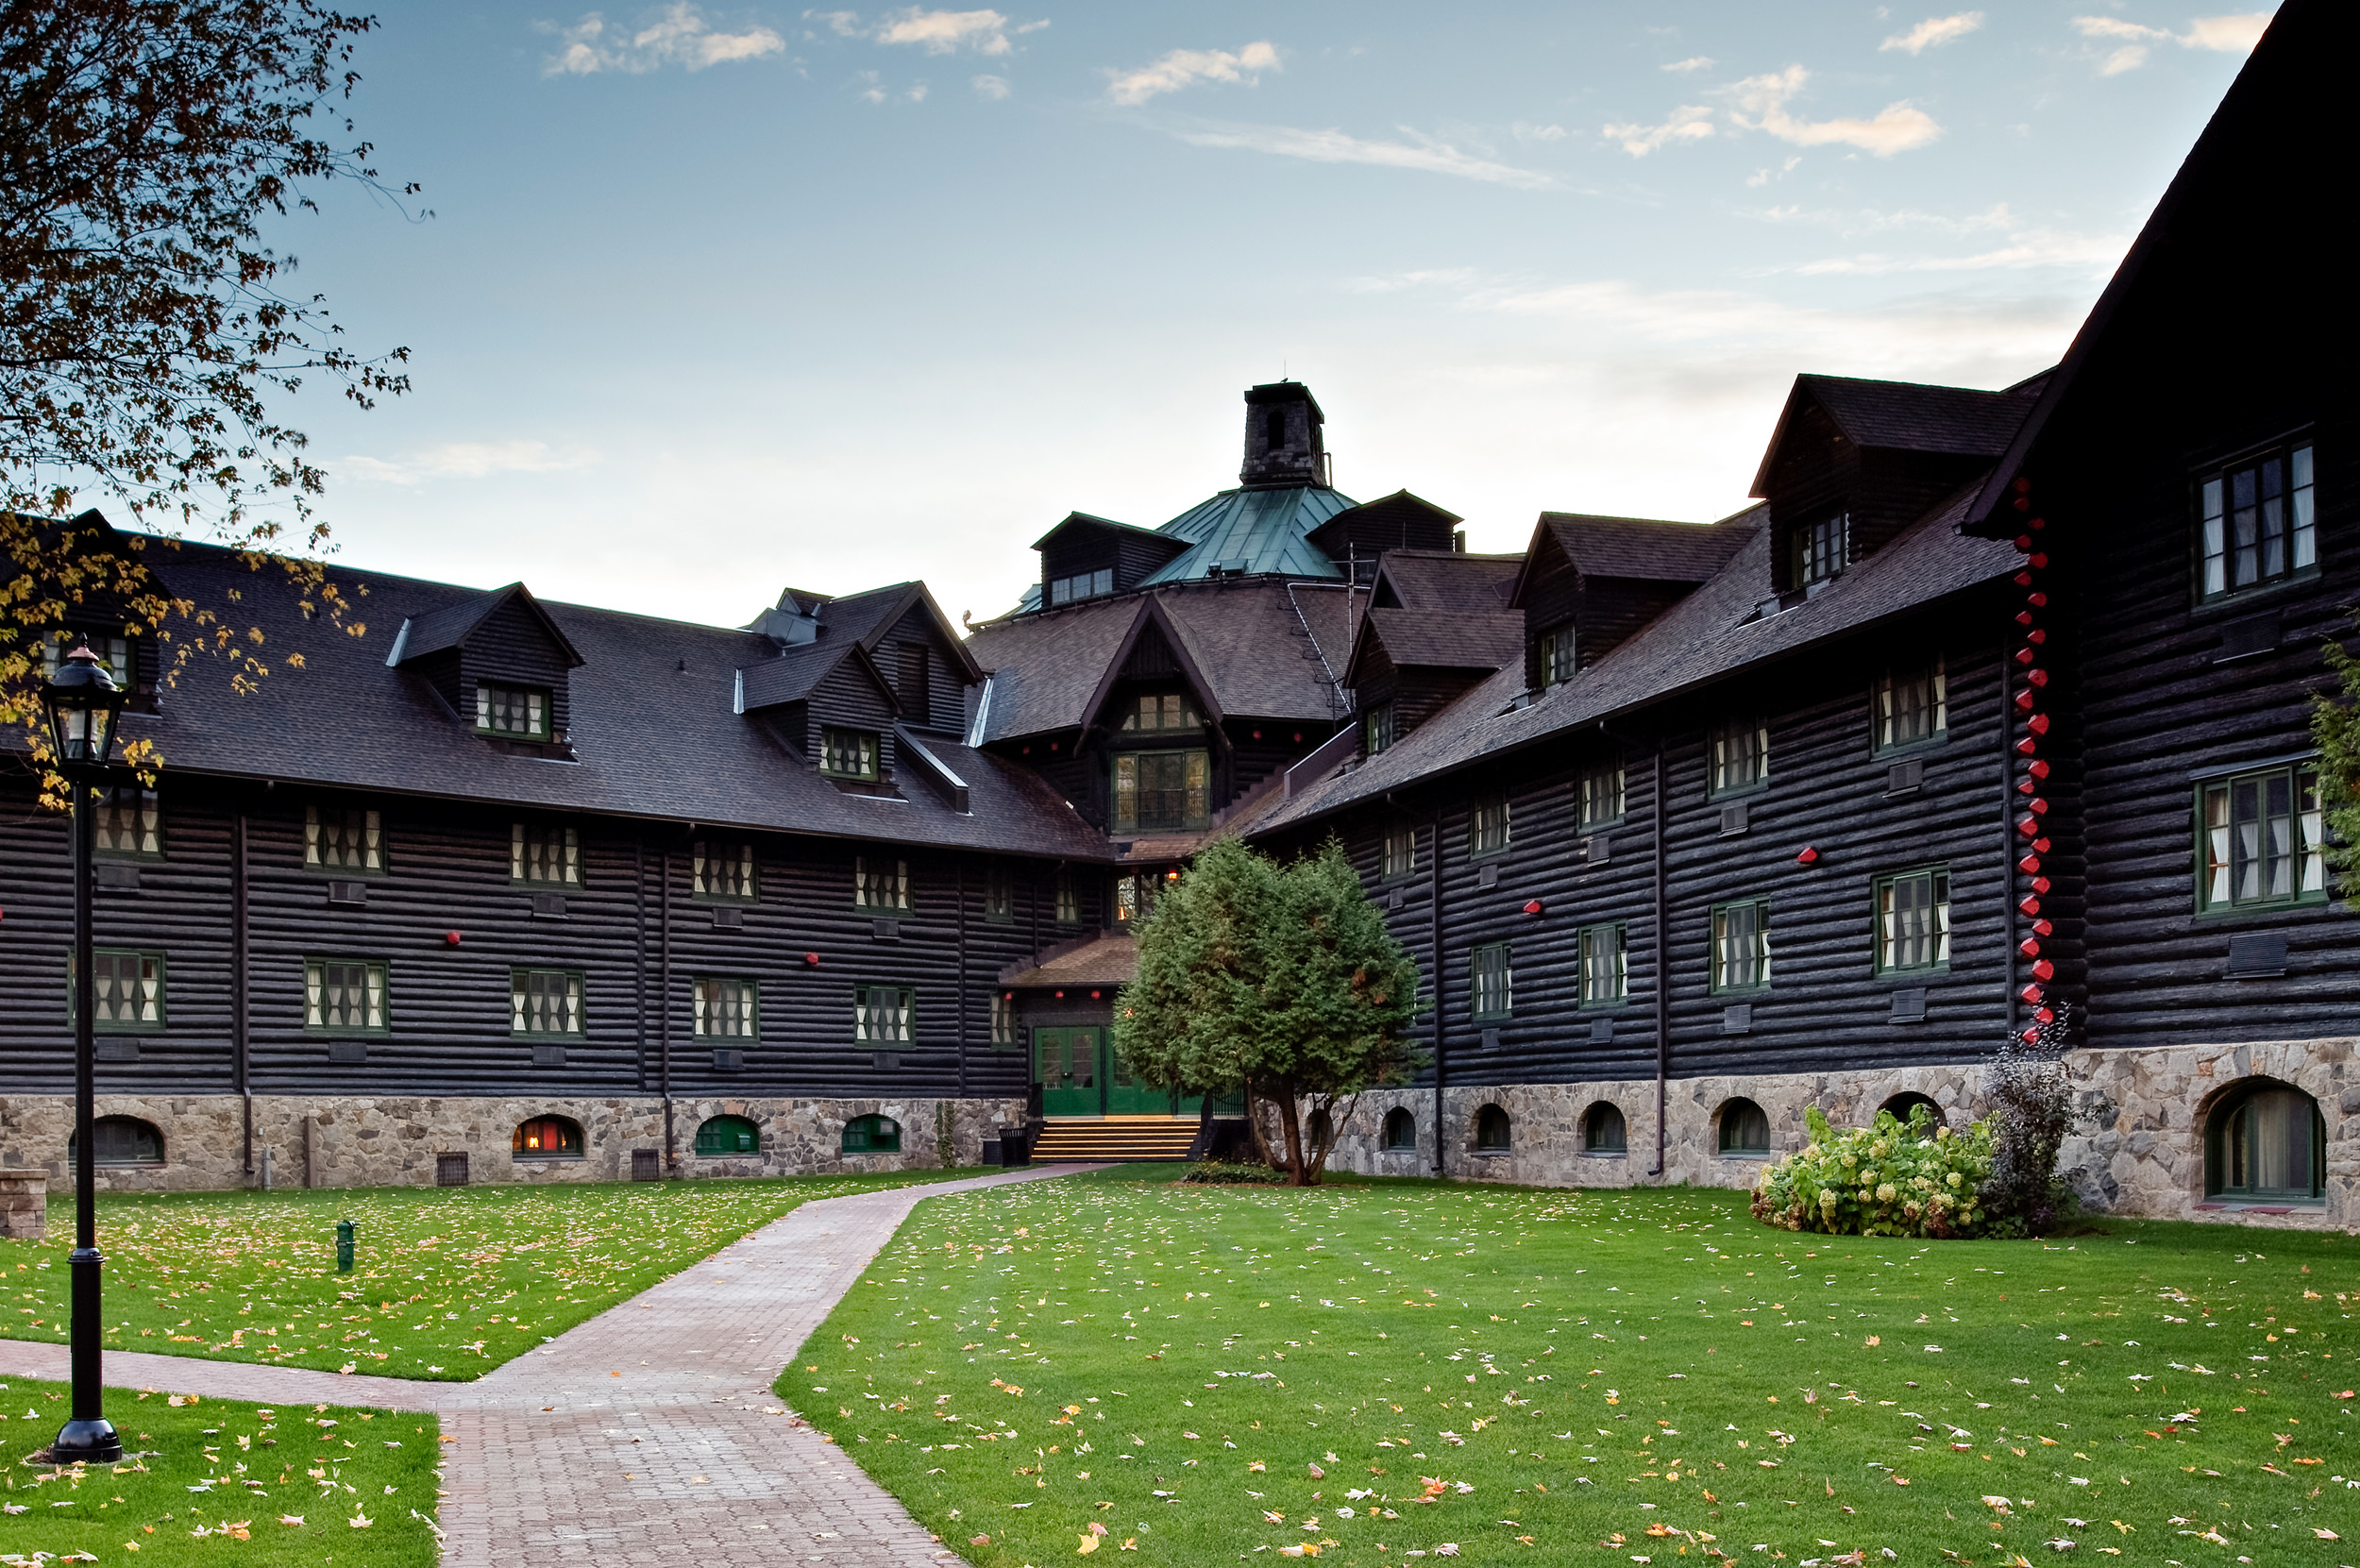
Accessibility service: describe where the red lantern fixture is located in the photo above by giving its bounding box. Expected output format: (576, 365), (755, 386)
(2031, 919), (2054, 937)
(2025, 758), (2050, 780)
(2018, 936), (2043, 958)
(2025, 713), (2050, 734)
(445, 931), (463, 946)
(2019, 984), (2045, 1005)
(805, 952), (821, 967)
(1090, 989), (1102, 1000)
(2031, 876), (2051, 894)
(2017, 853), (2042, 875)
(2017, 895), (2041, 917)
(2031, 959), (2055, 981)
(2027, 591), (2048, 607)
(1523, 898), (1544, 916)
(1795, 846), (1819, 865)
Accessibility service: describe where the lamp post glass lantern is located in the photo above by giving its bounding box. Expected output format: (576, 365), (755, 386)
(44, 644), (126, 1465)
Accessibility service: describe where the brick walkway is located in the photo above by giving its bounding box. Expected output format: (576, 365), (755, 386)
(0, 1165), (1096, 1566)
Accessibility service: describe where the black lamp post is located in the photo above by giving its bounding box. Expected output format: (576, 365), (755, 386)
(42, 644), (126, 1466)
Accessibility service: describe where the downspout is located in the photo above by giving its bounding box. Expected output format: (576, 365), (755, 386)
(1429, 809), (1444, 1175)
(661, 849), (674, 1172)
(956, 860), (969, 1099)
(234, 810), (250, 1179)
(1600, 720), (1669, 1179)
(2000, 632), (2018, 1040)
(634, 839), (648, 1094)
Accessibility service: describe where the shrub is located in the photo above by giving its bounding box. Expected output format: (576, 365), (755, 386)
(1182, 1160), (1290, 1186)
(1750, 1102), (1997, 1238)
(1981, 1004), (2086, 1237)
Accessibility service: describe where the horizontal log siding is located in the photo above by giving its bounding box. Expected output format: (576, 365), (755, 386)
(2065, 402), (2360, 1048)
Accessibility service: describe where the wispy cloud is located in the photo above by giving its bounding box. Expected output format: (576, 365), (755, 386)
(1880, 11), (1985, 53)
(1792, 229), (2130, 277)
(1660, 56), (1714, 73)
(971, 72), (1010, 98)
(871, 7), (1046, 55)
(1171, 122), (1553, 189)
(339, 441), (590, 486)
(1104, 42), (1278, 106)
(1602, 104), (1714, 157)
(2071, 11), (2269, 74)
(1728, 65), (1941, 156)
(541, 3), (784, 74)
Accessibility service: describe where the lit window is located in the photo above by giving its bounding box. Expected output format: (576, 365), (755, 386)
(1710, 900), (1770, 992)
(1054, 869), (1078, 924)
(1113, 750), (1209, 833)
(822, 727), (880, 781)
(1876, 868), (1951, 972)
(1711, 718), (1768, 797)
(513, 1117), (582, 1157)
(2199, 762), (2326, 911)
(1469, 942), (1511, 1021)
(855, 854), (910, 912)
(2206, 1083), (2325, 1203)
(1581, 766), (1625, 828)
(991, 991), (1018, 1048)
(1537, 623), (1576, 686)
(476, 682), (549, 739)
(512, 822), (580, 884)
(1121, 693), (1200, 731)
(694, 976), (758, 1038)
(2200, 441), (2315, 601)
(693, 839), (757, 902)
(94, 787), (162, 858)
(855, 985), (913, 1043)
(1876, 662), (1947, 752)
(1578, 922), (1627, 1006)
(1793, 512), (1846, 587)
(306, 805), (381, 873)
(511, 969), (583, 1037)
(1381, 819), (1416, 881)
(77, 949), (165, 1033)
(1116, 872), (1163, 924)
(1468, 795), (1509, 859)
(1049, 569), (1115, 606)
(305, 958), (388, 1034)
(1363, 701), (1397, 755)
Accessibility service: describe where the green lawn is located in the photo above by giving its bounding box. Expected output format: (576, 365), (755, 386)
(0, 1169), (989, 1381)
(790, 1168), (2360, 1568)
(0, 1378), (440, 1567)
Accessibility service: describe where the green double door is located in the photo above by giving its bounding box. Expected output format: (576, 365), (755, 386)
(1036, 1026), (1170, 1117)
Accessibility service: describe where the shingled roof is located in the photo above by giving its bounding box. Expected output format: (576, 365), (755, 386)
(1357, 607), (1523, 673)
(1530, 514), (1752, 584)
(62, 534), (1106, 861)
(1371, 549), (1523, 612)
(1750, 376), (2042, 497)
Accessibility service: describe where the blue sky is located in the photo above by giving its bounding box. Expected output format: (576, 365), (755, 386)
(260, 1), (2273, 628)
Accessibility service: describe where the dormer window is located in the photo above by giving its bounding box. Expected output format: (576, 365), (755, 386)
(42, 632), (133, 691)
(1537, 622), (1576, 686)
(1793, 512), (1847, 588)
(2200, 440), (2315, 601)
(822, 726), (881, 781)
(1363, 701), (1397, 755)
(1120, 694), (1198, 731)
(1050, 569), (1113, 606)
(477, 682), (550, 739)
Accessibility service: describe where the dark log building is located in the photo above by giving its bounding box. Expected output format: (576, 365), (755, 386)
(2, 0), (2350, 1223)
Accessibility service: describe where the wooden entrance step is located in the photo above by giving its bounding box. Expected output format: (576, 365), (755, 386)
(1031, 1118), (1201, 1163)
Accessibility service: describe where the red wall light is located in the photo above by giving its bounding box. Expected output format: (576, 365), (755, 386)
(445, 931), (463, 946)
(804, 952), (821, 967)
(1522, 899), (1544, 917)
(1795, 846), (1820, 866)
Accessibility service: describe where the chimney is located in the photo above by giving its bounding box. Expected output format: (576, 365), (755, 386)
(1239, 381), (1328, 490)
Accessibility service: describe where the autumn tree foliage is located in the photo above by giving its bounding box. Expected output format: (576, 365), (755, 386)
(1115, 837), (1425, 1187)
(1, 0), (413, 779)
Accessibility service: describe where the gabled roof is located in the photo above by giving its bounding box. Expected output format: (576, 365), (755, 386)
(1305, 489), (1463, 557)
(1030, 510), (1189, 556)
(1513, 512), (1753, 604)
(738, 636), (900, 716)
(1371, 549), (1523, 612)
(1749, 375), (2043, 497)
(1137, 484), (1357, 584)
(393, 582), (586, 667)
(1344, 607), (1523, 690)
(1079, 596), (1227, 727)
(799, 580), (985, 684)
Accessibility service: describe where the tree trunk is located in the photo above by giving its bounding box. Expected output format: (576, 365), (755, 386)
(1306, 1092), (1357, 1185)
(1242, 1077), (1279, 1170)
(1275, 1084), (1307, 1187)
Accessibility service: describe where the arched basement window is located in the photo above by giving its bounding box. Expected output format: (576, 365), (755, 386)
(1879, 1091), (1946, 1130)
(67, 1116), (163, 1167)
(843, 1114), (901, 1154)
(1382, 1108), (1417, 1151)
(1583, 1102), (1627, 1153)
(1718, 1098), (1771, 1155)
(694, 1115), (760, 1156)
(1474, 1104), (1511, 1152)
(2207, 1082), (2326, 1203)
(512, 1116), (582, 1159)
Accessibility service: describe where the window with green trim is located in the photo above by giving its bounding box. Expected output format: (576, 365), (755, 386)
(1364, 701), (1397, 755)
(1469, 942), (1511, 1020)
(1875, 867), (1951, 972)
(991, 990), (1018, 1047)
(476, 682), (550, 739)
(842, 1113), (902, 1153)
(693, 839), (756, 902)
(94, 787), (162, 858)
(855, 985), (913, 1043)
(305, 958), (387, 1034)
(855, 855), (910, 912)
(822, 726), (880, 780)
(1875, 661), (1947, 753)
(511, 968), (583, 1037)
(1381, 819), (1416, 882)
(2199, 761), (2326, 911)
(512, 822), (580, 884)
(1054, 869), (1079, 924)
(694, 976), (757, 1038)
(1537, 622), (1576, 686)
(1718, 1097), (1771, 1155)
(1113, 750), (1209, 833)
(76, 949), (165, 1033)
(984, 866), (1014, 923)
(41, 631), (133, 691)
(695, 1114), (760, 1155)
(1710, 719), (1768, 797)
(1468, 795), (1509, 859)
(1580, 766), (1624, 828)
(2205, 1083), (2325, 1203)
(2200, 441), (2316, 602)
(1120, 692), (1199, 731)
(1710, 899), (1770, 993)
(305, 805), (381, 874)
(1578, 922), (1627, 1006)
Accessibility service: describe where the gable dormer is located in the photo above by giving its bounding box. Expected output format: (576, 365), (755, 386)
(747, 580), (984, 736)
(388, 582), (585, 757)
(1511, 512), (1754, 686)
(1751, 375), (2038, 594)
(1031, 513), (1189, 612)
(22, 509), (174, 714)
(1306, 490), (1463, 582)
(737, 638), (902, 790)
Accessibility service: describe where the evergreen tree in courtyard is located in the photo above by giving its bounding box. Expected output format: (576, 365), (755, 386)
(1116, 836), (1424, 1187)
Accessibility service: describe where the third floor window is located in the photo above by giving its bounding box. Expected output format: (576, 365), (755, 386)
(477, 682), (550, 739)
(1875, 661), (1947, 753)
(513, 822), (580, 884)
(307, 805), (381, 874)
(2200, 441), (2315, 601)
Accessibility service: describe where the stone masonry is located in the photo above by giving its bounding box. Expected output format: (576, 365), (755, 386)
(0, 1093), (1027, 1192)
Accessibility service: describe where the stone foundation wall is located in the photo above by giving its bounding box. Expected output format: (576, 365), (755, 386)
(1317, 1036), (2358, 1230)
(0, 1094), (1027, 1192)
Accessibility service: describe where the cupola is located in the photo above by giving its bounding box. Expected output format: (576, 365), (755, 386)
(1239, 381), (1330, 489)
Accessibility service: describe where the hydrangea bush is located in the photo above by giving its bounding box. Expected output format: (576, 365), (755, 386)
(1750, 1103), (1997, 1237)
